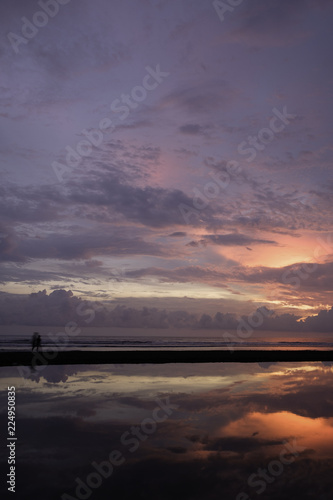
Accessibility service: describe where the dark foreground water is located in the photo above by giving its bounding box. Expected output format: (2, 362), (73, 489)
(0, 362), (333, 500)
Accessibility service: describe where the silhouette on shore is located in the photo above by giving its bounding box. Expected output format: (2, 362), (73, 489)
(32, 332), (41, 352)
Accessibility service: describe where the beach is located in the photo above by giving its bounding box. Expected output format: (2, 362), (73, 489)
(1, 349), (333, 366)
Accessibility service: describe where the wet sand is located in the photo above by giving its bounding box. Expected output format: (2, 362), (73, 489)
(1, 349), (333, 366)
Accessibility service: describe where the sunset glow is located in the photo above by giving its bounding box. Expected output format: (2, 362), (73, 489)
(1, 0), (333, 330)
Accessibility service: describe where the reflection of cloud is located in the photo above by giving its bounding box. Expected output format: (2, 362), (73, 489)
(202, 435), (283, 454)
(258, 361), (278, 369)
(224, 411), (333, 458)
(322, 361), (333, 367)
(7, 361), (333, 500)
(23, 364), (78, 384)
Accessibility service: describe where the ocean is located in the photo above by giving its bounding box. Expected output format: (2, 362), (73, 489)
(0, 326), (332, 351)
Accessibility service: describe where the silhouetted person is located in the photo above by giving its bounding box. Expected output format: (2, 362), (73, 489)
(36, 334), (41, 352)
(31, 332), (38, 352)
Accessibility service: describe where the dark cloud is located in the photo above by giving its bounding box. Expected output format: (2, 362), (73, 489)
(190, 233), (277, 247)
(21, 230), (167, 260)
(68, 172), (197, 228)
(0, 226), (169, 263)
(0, 289), (99, 327)
(168, 232), (187, 237)
(303, 306), (333, 332)
(179, 124), (208, 136)
(0, 289), (332, 331)
(224, 0), (313, 47)
(125, 265), (229, 286)
(236, 260), (333, 294)
(0, 266), (74, 286)
(160, 80), (239, 115)
(0, 184), (61, 223)
(0, 224), (23, 262)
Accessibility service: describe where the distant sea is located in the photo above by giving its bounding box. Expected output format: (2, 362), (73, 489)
(0, 327), (332, 351)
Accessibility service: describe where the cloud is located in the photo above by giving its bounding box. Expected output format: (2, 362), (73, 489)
(223, 0), (313, 48)
(236, 260), (333, 292)
(179, 124), (209, 136)
(159, 80), (239, 115)
(1, 289), (332, 331)
(0, 184), (61, 223)
(188, 233), (277, 247)
(303, 306), (333, 332)
(0, 225), (169, 263)
(0, 137), (329, 274)
(125, 265), (229, 286)
(68, 172), (198, 228)
(0, 224), (23, 262)
(0, 267), (75, 286)
(0, 289), (97, 327)
(1, 0), (332, 319)
(168, 232), (187, 237)
(21, 230), (168, 260)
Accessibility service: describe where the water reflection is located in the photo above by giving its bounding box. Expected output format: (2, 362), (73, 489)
(0, 362), (332, 499)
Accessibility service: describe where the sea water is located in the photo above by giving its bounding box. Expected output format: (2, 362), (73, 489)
(0, 325), (332, 351)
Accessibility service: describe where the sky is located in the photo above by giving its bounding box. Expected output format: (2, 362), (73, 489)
(1, 0), (333, 328)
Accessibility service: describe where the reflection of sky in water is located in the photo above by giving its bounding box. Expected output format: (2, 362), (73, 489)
(0, 363), (333, 499)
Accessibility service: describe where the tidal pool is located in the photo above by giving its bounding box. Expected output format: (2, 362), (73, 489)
(0, 362), (332, 499)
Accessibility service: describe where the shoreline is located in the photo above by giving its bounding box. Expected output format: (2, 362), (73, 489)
(1, 350), (333, 366)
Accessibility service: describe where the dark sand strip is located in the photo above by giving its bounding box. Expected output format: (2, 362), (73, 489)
(1, 350), (333, 367)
